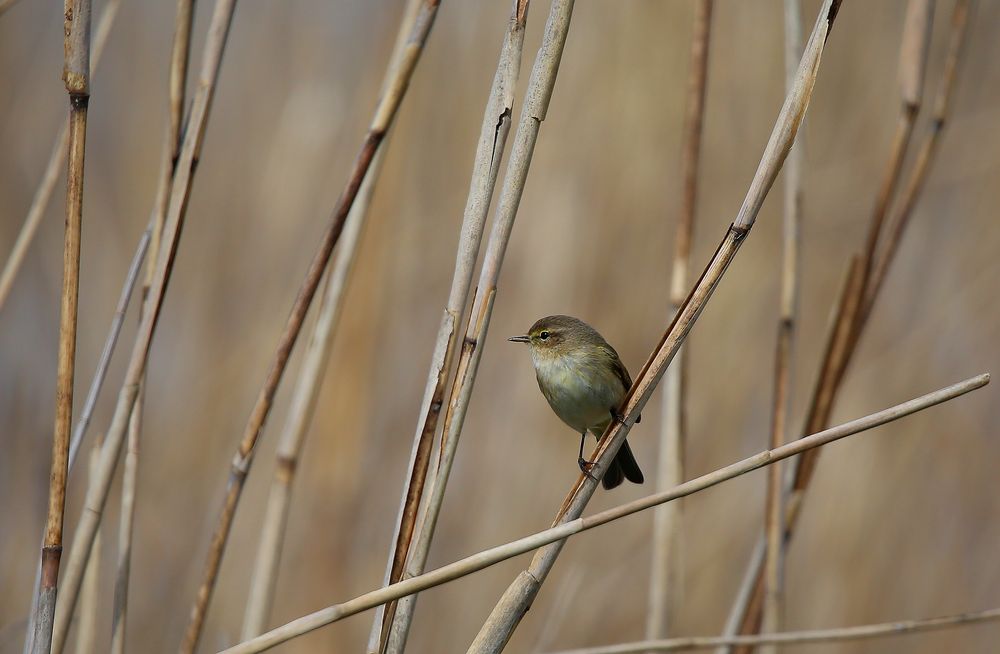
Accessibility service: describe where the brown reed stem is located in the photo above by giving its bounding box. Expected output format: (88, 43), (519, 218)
(376, 3), (534, 652)
(178, 3), (442, 652)
(242, 2), (423, 640)
(544, 605), (1000, 653)
(216, 373), (988, 654)
(49, 1), (239, 650)
(31, 2), (92, 652)
(648, 0), (713, 642)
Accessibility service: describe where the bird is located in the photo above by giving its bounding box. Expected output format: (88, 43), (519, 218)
(508, 314), (644, 490)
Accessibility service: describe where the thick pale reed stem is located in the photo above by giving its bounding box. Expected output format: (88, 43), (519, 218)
(367, 3), (525, 651)
(379, 3), (535, 652)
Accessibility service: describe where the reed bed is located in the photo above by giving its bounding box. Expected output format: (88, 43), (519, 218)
(1, 2), (997, 653)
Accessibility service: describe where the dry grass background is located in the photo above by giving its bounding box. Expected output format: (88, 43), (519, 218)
(1, 0), (999, 652)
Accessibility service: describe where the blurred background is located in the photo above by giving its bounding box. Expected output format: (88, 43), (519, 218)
(1, 0), (999, 652)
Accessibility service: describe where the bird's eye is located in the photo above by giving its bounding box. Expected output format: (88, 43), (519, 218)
(539, 331), (550, 340)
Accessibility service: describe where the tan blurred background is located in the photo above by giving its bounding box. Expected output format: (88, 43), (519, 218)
(2, 0), (999, 652)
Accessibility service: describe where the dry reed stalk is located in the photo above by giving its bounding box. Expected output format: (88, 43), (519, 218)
(31, 2), (92, 652)
(49, 1), (239, 650)
(215, 373), (989, 654)
(647, 0), (713, 642)
(369, 2), (529, 649)
(857, 0), (934, 293)
(468, 3), (842, 652)
(242, 2), (424, 639)
(179, 3), (442, 651)
(760, 1), (804, 647)
(112, 4), (195, 651)
(0, 0), (121, 314)
(544, 605), (1000, 653)
(718, 4), (972, 647)
(863, 0), (970, 317)
(377, 3), (538, 651)
(73, 441), (103, 654)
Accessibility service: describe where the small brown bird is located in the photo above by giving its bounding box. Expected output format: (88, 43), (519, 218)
(509, 315), (644, 489)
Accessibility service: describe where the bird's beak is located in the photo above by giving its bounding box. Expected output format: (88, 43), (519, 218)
(508, 335), (530, 343)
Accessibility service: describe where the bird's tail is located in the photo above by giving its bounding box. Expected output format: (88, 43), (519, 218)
(602, 438), (644, 490)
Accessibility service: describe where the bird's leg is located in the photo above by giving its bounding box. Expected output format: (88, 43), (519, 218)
(611, 408), (628, 426)
(577, 432), (598, 480)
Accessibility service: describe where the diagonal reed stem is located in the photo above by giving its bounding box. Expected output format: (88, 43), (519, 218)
(179, 3), (443, 651)
(241, 1), (425, 639)
(216, 373), (988, 654)
(647, 0), (713, 641)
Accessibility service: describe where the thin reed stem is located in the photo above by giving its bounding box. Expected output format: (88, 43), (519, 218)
(0, 0), (120, 314)
(31, 2), (92, 652)
(378, 2), (535, 651)
(73, 441), (103, 654)
(242, 2), (423, 639)
(470, 3), (842, 652)
(49, 1), (240, 650)
(112, 3), (195, 651)
(179, 3), (442, 651)
(648, 0), (713, 641)
(216, 373), (988, 654)
(760, 0), (804, 646)
(544, 606), (1000, 653)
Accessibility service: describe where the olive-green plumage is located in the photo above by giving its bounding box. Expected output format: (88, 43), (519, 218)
(509, 315), (644, 490)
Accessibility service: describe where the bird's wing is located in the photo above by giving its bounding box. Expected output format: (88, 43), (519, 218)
(603, 343), (641, 424)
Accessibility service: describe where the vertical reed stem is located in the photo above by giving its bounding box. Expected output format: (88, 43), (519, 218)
(32, 2), (92, 652)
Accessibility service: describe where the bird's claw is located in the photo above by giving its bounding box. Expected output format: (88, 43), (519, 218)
(578, 456), (598, 481)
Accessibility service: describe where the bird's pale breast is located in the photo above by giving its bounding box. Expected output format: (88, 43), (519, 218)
(531, 348), (625, 435)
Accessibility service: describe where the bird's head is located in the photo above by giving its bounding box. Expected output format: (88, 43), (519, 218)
(508, 314), (595, 358)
